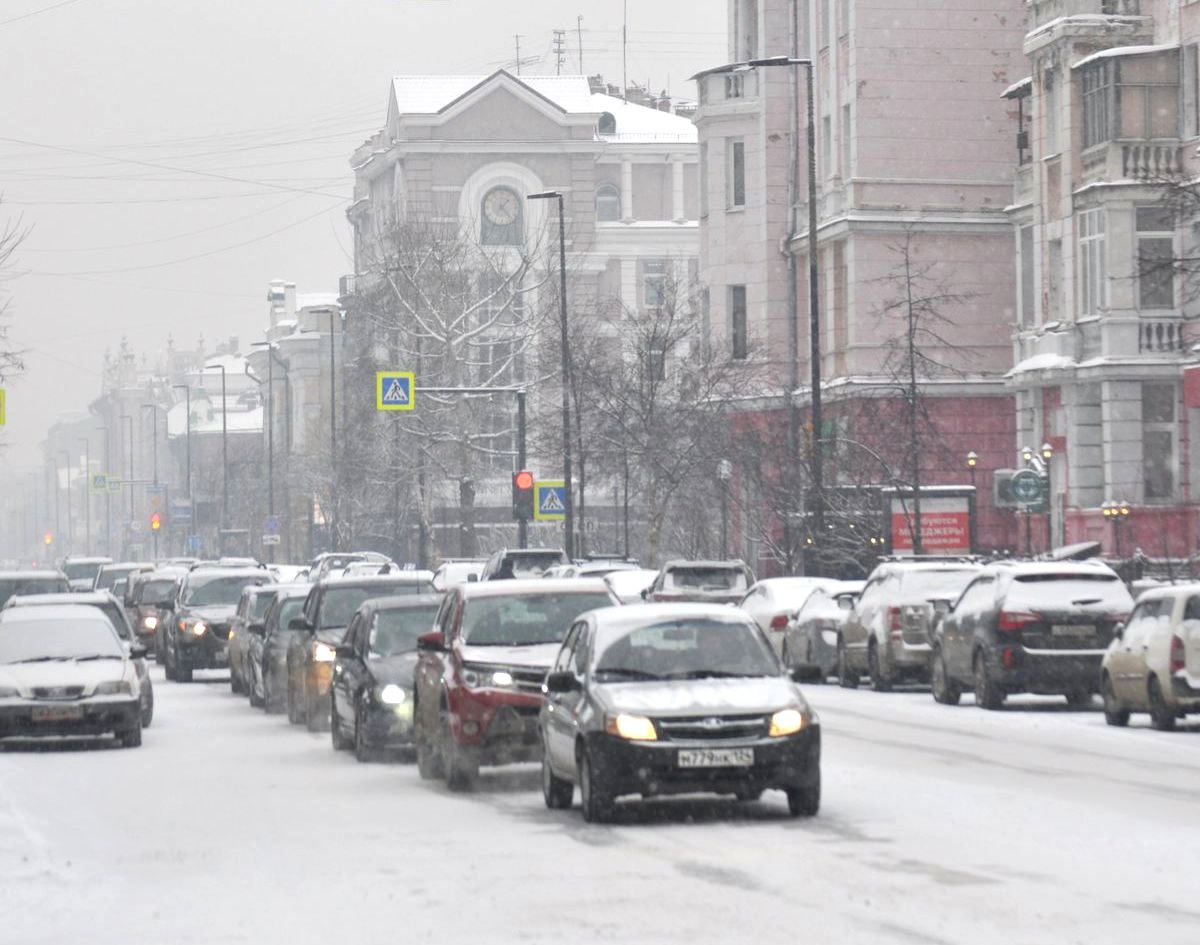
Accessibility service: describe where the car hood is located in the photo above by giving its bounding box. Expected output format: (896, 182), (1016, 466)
(366, 653), (418, 685)
(596, 676), (802, 717)
(0, 659), (129, 697)
(458, 642), (560, 670)
(179, 605), (236, 624)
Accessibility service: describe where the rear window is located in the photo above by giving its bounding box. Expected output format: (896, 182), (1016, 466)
(369, 605), (441, 656)
(0, 577), (71, 608)
(898, 570), (977, 598)
(250, 590), (278, 621)
(499, 552), (565, 578)
(665, 567), (748, 592)
(319, 583), (431, 629)
(1006, 574), (1133, 611)
(461, 592), (613, 645)
(137, 580), (176, 605)
(183, 574), (272, 607)
(0, 616), (122, 663)
(64, 561), (105, 582)
(96, 567), (141, 591)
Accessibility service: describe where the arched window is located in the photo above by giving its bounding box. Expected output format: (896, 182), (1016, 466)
(596, 183), (621, 223)
(598, 112), (617, 135)
(480, 185), (523, 245)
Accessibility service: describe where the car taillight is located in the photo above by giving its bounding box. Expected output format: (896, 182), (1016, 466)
(1170, 635), (1185, 674)
(997, 610), (1038, 632)
(769, 614), (789, 631)
(887, 606), (902, 638)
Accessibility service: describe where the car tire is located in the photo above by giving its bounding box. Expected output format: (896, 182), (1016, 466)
(248, 679), (265, 709)
(868, 641), (892, 692)
(141, 690), (154, 729)
(1101, 674), (1129, 727)
(305, 685), (327, 733)
(443, 711), (479, 792)
(230, 664), (243, 695)
(1148, 676), (1176, 732)
(786, 772), (820, 817)
(331, 699), (352, 751)
(175, 660), (193, 684)
(118, 721), (142, 749)
(973, 651), (1003, 710)
(578, 747), (613, 823)
(836, 638), (859, 689)
(354, 706), (373, 763)
(286, 675), (304, 725)
(931, 649), (961, 706)
(781, 640), (793, 669)
(1065, 688), (1093, 708)
(163, 642), (177, 682)
(415, 705), (445, 781)
(542, 750), (574, 809)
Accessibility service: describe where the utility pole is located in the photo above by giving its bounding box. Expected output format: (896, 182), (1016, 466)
(327, 312), (338, 552)
(622, 0), (629, 100)
(173, 384), (193, 555)
(79, 437), (91, 555)
(515, 34), (522, 75)
(553, 29), (567, 74)
(577, 15), (585, 74)
(60, 450), (72, 554)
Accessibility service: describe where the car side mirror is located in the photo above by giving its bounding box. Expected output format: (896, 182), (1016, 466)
(417, 630), (445, 653)
(640, 587), (650, 600)
(467, 573), (478, 583)
(335, 644), (354, 660)
(1113, 623), (1125, 641)
(248, 622), (266, 637)
(129, 645), (148, 660)
(837, 596), (854, 611)
(931, 599), (951, 616)
(544, 670), (579, 693)
(287, 616), (310, 632)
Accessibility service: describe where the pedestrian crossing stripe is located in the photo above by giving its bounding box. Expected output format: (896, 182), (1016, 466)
(375, 371), (416, 412)
(534, 481), (566, 522)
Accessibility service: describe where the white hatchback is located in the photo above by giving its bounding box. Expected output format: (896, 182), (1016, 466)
(1101, 584), (1200, 730)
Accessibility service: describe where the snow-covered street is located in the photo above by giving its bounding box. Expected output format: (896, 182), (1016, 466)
(3, 669), (1198, 945)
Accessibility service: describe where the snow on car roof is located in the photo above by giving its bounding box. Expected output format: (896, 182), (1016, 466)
(0, 603), (113, 623)
(591, 602), (756, 629)
(461, 578), (611, 598)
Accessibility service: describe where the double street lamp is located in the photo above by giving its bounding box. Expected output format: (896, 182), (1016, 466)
(1102, 500), (1131, 557)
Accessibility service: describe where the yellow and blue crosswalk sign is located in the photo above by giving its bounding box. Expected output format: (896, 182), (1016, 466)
(376, 371), (415, 412)
(534, 480), (566, 522)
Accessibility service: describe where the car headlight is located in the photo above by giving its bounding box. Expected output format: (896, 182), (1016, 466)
(95, 680), (133, 696)
(605, 713), (658, 741)
(377, 684), (406, 705)
(312, 642), (337, 662)
(461, 666), (515, 689)
(191, 621), (208, 637)
(142, 615), (159, 631)
(769, 708), (808, 737)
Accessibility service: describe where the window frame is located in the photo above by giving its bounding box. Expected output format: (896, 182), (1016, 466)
(1078, 208), (1107, 317)
(1142, 382), (1177, 502)
(730, 284), (748, 360)
(727, 139), (746, 209)
(1135, 206), (1176, 311)
(595, 182), (621, 222)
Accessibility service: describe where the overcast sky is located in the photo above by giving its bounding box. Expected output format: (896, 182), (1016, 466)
(0, 0), (724, 476)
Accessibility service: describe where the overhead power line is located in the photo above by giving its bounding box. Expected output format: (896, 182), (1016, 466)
(0, 0), (89, 29)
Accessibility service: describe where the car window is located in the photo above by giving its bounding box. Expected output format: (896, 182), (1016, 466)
(137, 579), (176, 605)
(1125, 599), (1170, 642)
(368, 605), (441, 657)
(571, 627), (590, 678)
(460, 592), (613, 646)
(665, 567), (747, 591)
(553, 623), (582, 674)
(593, 617), (779, 680)
(1183, 596), (1200, 623)
(1005, 574), (1132, 611)
(183, 574), (272, 607)
(954, 578), (993, 614)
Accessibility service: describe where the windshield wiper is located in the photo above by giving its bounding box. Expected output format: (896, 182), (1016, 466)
(6, 656), (70, 664)
(666, 669), (761, 679)
(74, 654), (122, 662)
(595, 667), (663, 681)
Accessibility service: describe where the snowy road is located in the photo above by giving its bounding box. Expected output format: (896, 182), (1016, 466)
(3, 668), (1199, 945)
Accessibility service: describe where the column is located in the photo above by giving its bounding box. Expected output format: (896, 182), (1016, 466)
(621, 157), (633, 223)
(671, 155), (686, 223)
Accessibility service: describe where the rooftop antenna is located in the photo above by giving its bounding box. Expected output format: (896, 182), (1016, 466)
(553, 29), (567, 75)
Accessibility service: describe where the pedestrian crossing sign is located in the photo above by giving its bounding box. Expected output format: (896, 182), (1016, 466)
(534, 480), (567, 522)
(376, 371), (415, 412)
(90, 473), (109, 495)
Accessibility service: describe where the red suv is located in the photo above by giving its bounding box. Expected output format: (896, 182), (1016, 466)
(413, 578), (617, 790)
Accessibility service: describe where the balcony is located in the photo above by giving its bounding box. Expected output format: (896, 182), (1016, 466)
(1029, 0), (1141, 29)
(1079, 140), (1181, 185)
(1075, 315), (1188, 362)
(1138, 318), (1186, 354)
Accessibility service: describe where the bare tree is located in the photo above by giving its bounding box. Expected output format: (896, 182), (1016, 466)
(0, 207), (29, 385)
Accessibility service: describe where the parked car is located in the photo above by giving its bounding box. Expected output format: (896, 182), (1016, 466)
(839, 559), (982, 690)
(784, 582), (865, 679)
(643, 560), (756, 605)
(266, 564), (308, 584)
(539, 603), (821, 822)
(3, 591), (155, 727)
(0, 571), (71, 608)
(228, 584), (283, 696)
(308, 552), (393, 583)
(545, 560), (641, 580)
(93, 562), (154, 594)
(603, 568), (660, 605)
(256, 585), (312, 712)
(740, 577), (843, 649)
(931, 561), (1133, 709)
(162, 567), (276, 682)
(431, 558), (485, 590)
(0, 605), (144, 747)
(331, 594), (444, 761)
(285, 573), (435, 731)
(1100, 583), (1200, 730)
(125, 569), (184, 650)
(413, 578), (617, 790)
(479, 547), (570, 581)
(60, 556), (112, 593)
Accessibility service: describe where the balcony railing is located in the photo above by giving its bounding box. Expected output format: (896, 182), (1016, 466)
(1030, 0), (1141, 29)
(1138, 319), (1185, 353)
(1080, 140), (1181, 184)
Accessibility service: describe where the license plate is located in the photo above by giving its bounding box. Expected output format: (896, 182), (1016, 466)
(212, 649), (229, 664)
(1052, 624), (1093, 637)
(677, 748), (754, 768)
(31, 705), (83, 722)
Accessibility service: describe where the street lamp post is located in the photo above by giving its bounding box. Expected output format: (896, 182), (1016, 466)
(718, 459), (733, 558)
(250, 342), (278, 563)
(966, 450), (978, 554)
(528, 190), (575, 560)
(204, 365), (229, 540)
(97, 426), (111, 557)
(172, 384), (193, 554)
(78, 437), (91, 555)
(120, 413), (134, 554)
(1102, 500), (1131, 557)
(325, 312), (339, 552)
(141, 404), (160, 559)
(1041, 442), (1054, 551)
(60, 450), (72, 554)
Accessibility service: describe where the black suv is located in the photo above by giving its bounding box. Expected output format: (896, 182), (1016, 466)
(163, 567), (276, 682)
(480, 548), (569, 581)
(931, 561), (1133, 709)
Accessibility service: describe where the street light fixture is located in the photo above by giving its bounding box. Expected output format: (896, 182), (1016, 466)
(1041, 442), (1054, 551)
(1102, 500), (1131, 557)
(1021, 445), (1034, 466)
(528, 189), (575, 560)
(966, 450), (978, 554)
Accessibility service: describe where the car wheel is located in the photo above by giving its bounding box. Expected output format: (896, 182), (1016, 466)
(118, 720), (143, 749)
(141, 690), (154, 729)
(175, 658), (193, 684)
(1065, 688), (1093, 708)
(415, 702), (445, 781)
(578, 746), (613, 824)
(868, 641), (892, 692)
(354, 706), (373, 763)
(286, 673), (303, 725)
(973, 650), (1003, 710)
(1101, 674), (1129, 727)
(305, 684), (327, 733)
(248, 678), (265, 709)
(163, 642), (177, 682)
(837, 638), (859, 689)
(1148, 676), (1176, 732)
(230, 663), (243, 695)
(443, 711), (479, 792)
(786, 771), (820, 817)
(331, 698), (352, 751)
(541, 748), (574, 809)
(781, 640), (792, 669)
(931, 649), (961, 706)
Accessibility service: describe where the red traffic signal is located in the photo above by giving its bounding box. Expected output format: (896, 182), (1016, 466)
(150, 512), (162, 532)
(43, 531), (53, 546)
(512, 470), (535, 521)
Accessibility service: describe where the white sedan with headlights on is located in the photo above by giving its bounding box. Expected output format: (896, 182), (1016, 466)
(0, 605), (144, 747)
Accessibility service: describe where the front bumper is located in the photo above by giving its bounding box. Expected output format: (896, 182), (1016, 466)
(177, 631), (230, 670)
(361, 701), (416, 750)
(0, 697), (140, 738)
(585, 726), (821, 799)
(990, 646), (1104, 695)
(449, 687), (544, 765)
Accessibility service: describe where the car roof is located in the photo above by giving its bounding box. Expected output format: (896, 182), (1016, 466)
(590, 602), (757, 629)
(62, 556), (113, 564)
(6, 592), (118, 606)
(184, 567), (274, 582)
(982, 560), (1118, 578)
(0, 603), (115, 623)
(1136, 582), (1200, 601)
(318, 574), (432, 588)
(459, 578), (611, 599)
(100, 561), (154, 570)
(662, 559), (749, 569)
(270, 583), (312, 599)
(0, 570), (68, 579)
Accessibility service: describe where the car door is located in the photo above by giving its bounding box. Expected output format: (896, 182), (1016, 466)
(844, 576), (881, 665)
(416, 591), (456, 731)
(544, 622), (583, 773)
(1181, 595), (1200, 686)
(332, 613), (361, 724)
(946, 578), (992, 680)
(1111, 598), (1163, 705)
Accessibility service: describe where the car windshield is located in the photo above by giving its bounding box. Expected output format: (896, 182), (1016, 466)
(250, 590), (278, 621)
(461, 593), (613, 646)
(1006, 574), (1133, 611)
(137, 580), (176, 605)
(666, 567), (747, 591)
(0, 577), (71, 608)
(368, 605), (441, 657)
(0, 616), (123, 663)
(899, 569), (978, 598)
(320, 584), (429, 629)
(183, 575), (270, 607)
(503, 552), (566, 578)
(64, 561), (105, 581)
(594, 617), (779, 680)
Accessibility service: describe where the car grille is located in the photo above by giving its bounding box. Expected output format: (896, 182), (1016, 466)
(656, 713), (767, 743)
(208, 623), (231, 641)
(32, 686), (84, 701)
(509, 667), (547, 694)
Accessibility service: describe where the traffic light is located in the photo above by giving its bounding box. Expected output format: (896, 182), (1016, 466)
(512, 470), (535, 521)
(43, 531), (53, 546)
(150, 512), (162, 532)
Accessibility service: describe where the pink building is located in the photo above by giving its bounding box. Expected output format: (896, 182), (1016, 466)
(695, 0), (1029, 572)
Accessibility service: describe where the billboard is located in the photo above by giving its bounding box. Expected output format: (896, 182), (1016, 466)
(890, 495), (971, 555)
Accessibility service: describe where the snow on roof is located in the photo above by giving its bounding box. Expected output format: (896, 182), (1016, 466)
(1006, 353), (1076, 377)
(296, 292), (340, 310)
(202, 354), (248, 374)
(390, 72), (696, 143)
(1002, 76), (1032, 98)
(1072, 43), (1178, 70)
